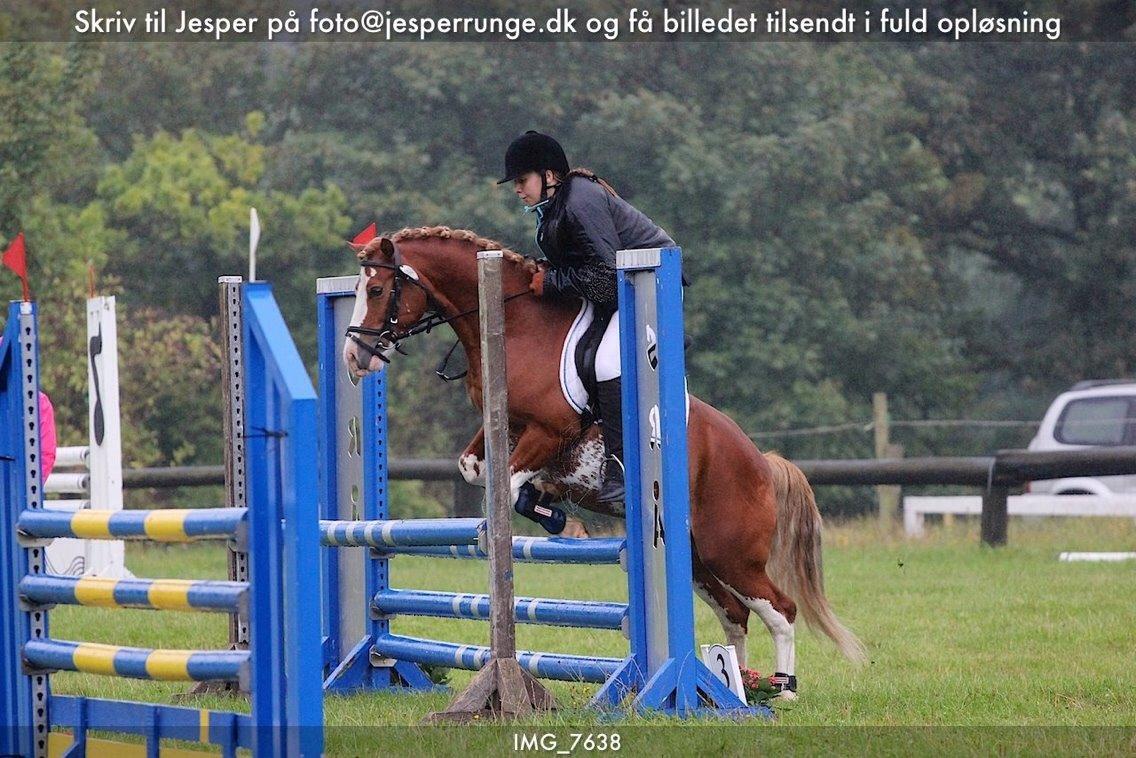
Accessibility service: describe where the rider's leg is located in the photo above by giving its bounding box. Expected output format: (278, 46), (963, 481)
(594, 310), (624, 504)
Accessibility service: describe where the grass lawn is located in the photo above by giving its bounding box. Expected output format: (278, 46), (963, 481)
(45, 516), (1136, 755)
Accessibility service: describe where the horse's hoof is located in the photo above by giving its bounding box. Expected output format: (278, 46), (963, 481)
(458, 454), (484, 485)
(769, 673), (797, 702)
(561, 519), (591, 539)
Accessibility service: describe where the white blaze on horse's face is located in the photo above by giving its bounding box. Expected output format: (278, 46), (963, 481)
(343, 266), (394, 381)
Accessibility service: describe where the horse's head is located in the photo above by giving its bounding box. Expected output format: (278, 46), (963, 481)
(342, 236), (433, 380)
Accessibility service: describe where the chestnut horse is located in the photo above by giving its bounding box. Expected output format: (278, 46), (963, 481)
(342, 226), (865, 695)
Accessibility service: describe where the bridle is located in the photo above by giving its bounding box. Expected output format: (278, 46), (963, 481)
(344, 244), (530, 372)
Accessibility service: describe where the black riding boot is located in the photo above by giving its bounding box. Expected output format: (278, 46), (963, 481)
(596, 378), (625, 504)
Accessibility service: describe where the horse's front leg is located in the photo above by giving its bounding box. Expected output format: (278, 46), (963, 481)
(458, 427), (486, 486)
(506, 423), (562, 506)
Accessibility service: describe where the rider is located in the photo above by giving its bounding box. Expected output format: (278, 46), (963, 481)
(499, 130), (675, 505)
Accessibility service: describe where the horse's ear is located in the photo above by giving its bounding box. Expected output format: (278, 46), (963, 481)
(379, 237), (395, 258)
(348, 241), (365, 255)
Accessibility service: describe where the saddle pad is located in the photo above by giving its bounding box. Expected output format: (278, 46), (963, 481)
(560, 300), (594, 415)
(559, 301), (691, 421)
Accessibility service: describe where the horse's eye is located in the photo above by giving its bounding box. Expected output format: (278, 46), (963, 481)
(368, 286), (383, 298)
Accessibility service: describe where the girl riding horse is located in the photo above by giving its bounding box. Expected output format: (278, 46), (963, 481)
(499, 130), (676, 506)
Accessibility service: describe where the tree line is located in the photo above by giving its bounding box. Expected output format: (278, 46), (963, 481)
(1, 35), (1132, 512)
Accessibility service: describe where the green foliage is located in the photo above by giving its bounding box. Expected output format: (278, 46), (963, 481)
(387, 480), (449, 520)
(3, 39), (1134, 505)
(0, 43), (100, 234)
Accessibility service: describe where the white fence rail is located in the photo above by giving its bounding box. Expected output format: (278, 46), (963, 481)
(903, 494), (1136, 537)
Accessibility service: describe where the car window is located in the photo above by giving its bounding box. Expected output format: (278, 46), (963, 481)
(1055, 397), (1133, 445)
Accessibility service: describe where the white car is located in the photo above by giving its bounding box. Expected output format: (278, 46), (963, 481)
(1028, 380), (1136, 495)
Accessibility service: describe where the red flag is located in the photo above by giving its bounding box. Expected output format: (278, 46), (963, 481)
(352, 222), (377, 245)
(2, 232), (30, 301)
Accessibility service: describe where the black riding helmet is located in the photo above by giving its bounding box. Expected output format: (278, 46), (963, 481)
(497, 130), (569, 185)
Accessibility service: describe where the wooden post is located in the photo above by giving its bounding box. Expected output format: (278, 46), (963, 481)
(429, 251), (556, 722)
(980, 486), (1009, 547)
(453, 480), (483, 518)
(873, 392), (901, 526)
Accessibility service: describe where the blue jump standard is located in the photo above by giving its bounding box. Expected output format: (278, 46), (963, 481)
(374, 588), (628, 631)
(19, 574), (248, 613)
(318, 517), (485, 547)
(376, 536), (626, 564)
(2, 285), (323, 758)
(373, 634), (625, 684)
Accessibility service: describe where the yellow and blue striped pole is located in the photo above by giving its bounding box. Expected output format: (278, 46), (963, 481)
(17, 508), (246, 542)
(19, 575), (247, 613)
(24, 640), (249, 683)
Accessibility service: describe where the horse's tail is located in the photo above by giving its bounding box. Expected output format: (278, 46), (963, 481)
(764, 452), (867, 664)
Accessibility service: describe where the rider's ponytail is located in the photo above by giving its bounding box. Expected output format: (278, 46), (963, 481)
(565, 167), (620, 198)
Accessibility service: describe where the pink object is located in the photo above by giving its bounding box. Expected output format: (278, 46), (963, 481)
(38, 391), (57, 480)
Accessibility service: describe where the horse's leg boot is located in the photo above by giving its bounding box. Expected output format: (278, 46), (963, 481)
(514, 481), (566, 535)
(770, 673), (798, 699)
(596, 378), (625, 505)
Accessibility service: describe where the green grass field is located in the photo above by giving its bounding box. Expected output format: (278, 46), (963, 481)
(46, 517), (1136, 755)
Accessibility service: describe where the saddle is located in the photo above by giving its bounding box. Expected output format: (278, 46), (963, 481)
(572, 305), (615, 427)
(558, 299), (693, 430)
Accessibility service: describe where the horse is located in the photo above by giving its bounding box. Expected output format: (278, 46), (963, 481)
(342, 226), (866, 696)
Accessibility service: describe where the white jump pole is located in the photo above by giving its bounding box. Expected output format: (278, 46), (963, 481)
(1059, 552), (1136, 562)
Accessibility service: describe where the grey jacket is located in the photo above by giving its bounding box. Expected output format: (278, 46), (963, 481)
(536, 174), (675, 308)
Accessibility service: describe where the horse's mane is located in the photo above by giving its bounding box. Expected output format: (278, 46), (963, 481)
(360, 226), (538, 273)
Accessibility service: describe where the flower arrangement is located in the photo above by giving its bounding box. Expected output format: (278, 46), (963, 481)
(739, 667), (786, 705)
(740, 667), (776, 704)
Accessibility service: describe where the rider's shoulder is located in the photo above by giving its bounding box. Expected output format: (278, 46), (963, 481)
(562, 173), (608, 206)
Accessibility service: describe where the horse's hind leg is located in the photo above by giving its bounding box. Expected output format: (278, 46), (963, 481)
(692, 548), (750, 666)
(730, 570), (797, 698)
(702, 551), (799, 698)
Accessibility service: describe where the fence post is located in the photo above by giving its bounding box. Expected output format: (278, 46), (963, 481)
(873, 392), (901, 525)
(980, 486), (1009, 546)
(453, 480), (483, 517)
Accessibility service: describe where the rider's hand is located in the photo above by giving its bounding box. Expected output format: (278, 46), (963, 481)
(529, 267), (546, 297)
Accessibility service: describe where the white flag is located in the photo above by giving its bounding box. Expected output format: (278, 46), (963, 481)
(249, 207), (261, 281)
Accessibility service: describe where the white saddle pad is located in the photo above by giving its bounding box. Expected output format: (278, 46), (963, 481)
(558, 300), (690, 421)
(560, 300), (594, 415)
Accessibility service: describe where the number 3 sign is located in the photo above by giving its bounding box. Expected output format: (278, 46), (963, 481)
(699, 644), (745, 701)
